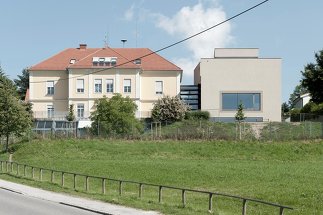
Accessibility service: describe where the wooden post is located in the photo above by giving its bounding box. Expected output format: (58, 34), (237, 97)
(11, 162), (13, 172)
(139, 183), (143, 198)
(61, 172), (65, 187)
(39, 169), (43, 181)
(208, 193), (213, 212)
(17, 164), (19, 175)
(6, 161), (8, 172)
(51, 170), (54, 183)
(242, 199), (247, 215)
(102, 178), (106, 194)
(119, 181), (123, 195)
(158, 186), (163, 203)
(32, 167), (34, 179)
(86, 176), (89, 192)
(24, 165), (26, 176)
(279, 207), (284, 215)
(73, 174), (76, 190)
(182, 189), (186, 208)
(0, 161), (2, 172)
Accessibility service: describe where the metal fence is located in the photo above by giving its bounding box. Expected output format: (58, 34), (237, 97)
(0, 160), (293, 215)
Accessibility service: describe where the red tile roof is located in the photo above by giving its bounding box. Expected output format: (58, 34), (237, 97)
(29, 47), (182, 72)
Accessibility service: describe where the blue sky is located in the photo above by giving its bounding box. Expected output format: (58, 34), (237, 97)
(1, 0), (323, 102)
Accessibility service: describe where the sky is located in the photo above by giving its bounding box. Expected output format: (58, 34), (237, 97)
(1, 0), (323, 103)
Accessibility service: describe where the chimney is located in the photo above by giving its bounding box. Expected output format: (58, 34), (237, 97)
(79, 44), (87, 49)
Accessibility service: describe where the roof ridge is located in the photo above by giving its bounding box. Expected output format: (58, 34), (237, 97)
(69, 48), (102, 68)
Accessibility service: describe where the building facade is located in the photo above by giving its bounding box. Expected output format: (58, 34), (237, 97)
(194, 48), (281, 122)
(28, 44), (182, 120)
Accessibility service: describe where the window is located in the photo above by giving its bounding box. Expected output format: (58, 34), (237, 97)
(46, 81), (54, 95)
(94, 79), (102, 93)
(76, 79), (84, 93)
(77, 104), (84, 118)
(47, 105), (54, 118)
(123, 79), (131, 93)
(222, 93), (261, 111)
(106, 79), (114, 93)
(70, 59), (76, 64)
(155, 81), (163, 95)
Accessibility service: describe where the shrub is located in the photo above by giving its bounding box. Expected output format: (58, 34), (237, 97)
(151, 96), (189, 122)
(185, 111), (210, 120)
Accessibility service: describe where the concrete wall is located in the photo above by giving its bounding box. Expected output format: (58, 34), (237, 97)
(195, 49), (282, 122)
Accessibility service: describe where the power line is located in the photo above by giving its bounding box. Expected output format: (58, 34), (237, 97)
(30, 0), (269, 84)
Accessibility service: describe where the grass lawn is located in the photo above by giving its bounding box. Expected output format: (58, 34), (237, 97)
(0, 139), (322, 215)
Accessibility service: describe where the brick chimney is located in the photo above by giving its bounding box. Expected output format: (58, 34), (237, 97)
(79, 44), (87, 49)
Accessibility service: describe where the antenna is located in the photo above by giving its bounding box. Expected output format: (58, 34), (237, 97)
(135, 19), (138, 48)
(121, 39), (127, 48)
(104, 33), (108, 48)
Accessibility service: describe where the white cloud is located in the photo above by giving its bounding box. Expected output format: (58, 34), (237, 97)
(155, 0), (233, 83)
(124, 4), (135, 21)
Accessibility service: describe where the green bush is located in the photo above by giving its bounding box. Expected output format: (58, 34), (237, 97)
(185, 111), (210, 120)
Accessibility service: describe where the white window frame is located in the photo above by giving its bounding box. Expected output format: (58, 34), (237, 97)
(155, 81), (163, 95)
(123, 79), (131, 93)
(94, 79), (102, 93)
(46, 81), (54, 95)
(106, 79), (114, 93)
(47, 105), (54, 118)
(76, 79), (84, 93)
(77, 104), (84, 118)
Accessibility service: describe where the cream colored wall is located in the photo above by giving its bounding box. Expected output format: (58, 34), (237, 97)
(199, 58), (282, 121)
(140, 70), (180, 101)
(29, 70), (68, 113)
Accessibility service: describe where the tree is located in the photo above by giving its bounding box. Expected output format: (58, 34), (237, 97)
(301, 49), (323, 103)
(281, 102), (290, 120)
(235, 103), (246, 140)
(14, 68), (29, 100)
(151, 96), (189, 122)
(66, 104), (76, 121)
(90, 94), (143, 136)
(0, 68), (32, 152)
(288, 83), (308, 107)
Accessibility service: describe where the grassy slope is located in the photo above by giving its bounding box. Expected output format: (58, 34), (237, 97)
(1, 139), (323, 215)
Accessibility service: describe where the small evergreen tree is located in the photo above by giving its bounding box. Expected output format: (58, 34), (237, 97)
(66, 104), (76, 121)
(151, 96), (189, 122)
(235, 103), (246, 140)
(14, 68), (29, 100)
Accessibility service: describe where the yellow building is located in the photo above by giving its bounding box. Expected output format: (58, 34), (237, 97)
(28, 44), (182, 120)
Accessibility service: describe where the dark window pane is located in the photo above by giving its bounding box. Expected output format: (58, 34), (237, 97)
(222, 93), (237, 110)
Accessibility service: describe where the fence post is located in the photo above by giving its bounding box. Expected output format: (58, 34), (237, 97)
(0, 161), (2, 172)
(242, 199), (247, 215)
(39, 169), (43, 181)
(51, 170), (54, 183)
(208, 193), (213, 212)
(61, 172), (65, 187)
(24, 165), (26, 176)
(119, 181), (123, 195)
(279, 207), (284, 215)
(158, 186), (163, 203)
(73, 174), (76, 190)
(17, 164), (19, 175)
(102, 178), (106, 194)
(139, 183), (143, 198)
(11, 162), (13, 172)
(86, 176), (89, 192)
(32, 167), (35, 179)
(182, 189), (186, 208)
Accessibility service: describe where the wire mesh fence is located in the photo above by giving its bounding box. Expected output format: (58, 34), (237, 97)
(28, 113), (323, 141)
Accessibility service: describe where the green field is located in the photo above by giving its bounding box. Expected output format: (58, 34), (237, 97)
(0, 139), (322, 215)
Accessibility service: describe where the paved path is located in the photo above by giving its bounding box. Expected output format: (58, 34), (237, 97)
(0, 179), (161, 215)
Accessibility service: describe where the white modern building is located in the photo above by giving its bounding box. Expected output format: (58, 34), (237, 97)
(194, 48), (281, 122)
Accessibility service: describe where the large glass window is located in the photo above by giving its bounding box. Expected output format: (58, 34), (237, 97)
(94, 79), (102, 93)
(106, 79), (114, 93)
(76, 79), (84, 93)
(46, 81), (54, 95)
(222, 93), (261, 111)
(123, 79), (131, 93)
